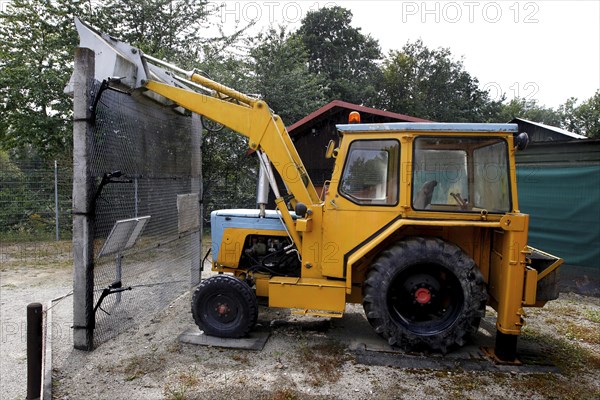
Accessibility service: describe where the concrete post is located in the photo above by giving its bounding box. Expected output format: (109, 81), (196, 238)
(190, 114), (202, 287)
(72, 47), (96, 351)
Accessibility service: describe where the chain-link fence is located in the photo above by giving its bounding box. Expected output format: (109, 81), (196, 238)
(0, 159), (72, 239)
(0, 158), (73, 268)
(81, 79), (202, 347)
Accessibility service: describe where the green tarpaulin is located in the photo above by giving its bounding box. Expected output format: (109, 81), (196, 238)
(517, 165), (600, 269)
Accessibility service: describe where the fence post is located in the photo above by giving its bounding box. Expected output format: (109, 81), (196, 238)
(26, 303), (43, 400)
(190, 114), (202, 287)
(72, 47), (95, 351)
(54, 160), (59, 241)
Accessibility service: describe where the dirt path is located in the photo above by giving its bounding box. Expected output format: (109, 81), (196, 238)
(50, 274), (600, 400)
(1, 264), (72, 400)
(1, 251), (599, 400)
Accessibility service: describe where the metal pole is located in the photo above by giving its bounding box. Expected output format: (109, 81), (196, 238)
(26, 303), (43, 400)
(134, 177), (138, 218)
(54, 160), (59, 241)
(116, 254), (122, 303)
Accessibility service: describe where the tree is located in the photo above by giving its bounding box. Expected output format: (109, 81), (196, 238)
(377, 40), (502, 122)
(0, 0), (232, 160)
(558, 91), (600, 138)
(496, 98), (562, 126)
(94, 0), (225, 68)
(296, 6), (382, 105)
(248, 26), (326, 124)
(0, 0), (92, 160)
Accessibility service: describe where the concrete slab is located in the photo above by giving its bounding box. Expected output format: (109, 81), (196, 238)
(330, 309), (559, 374)
(178, 327), (270, 351)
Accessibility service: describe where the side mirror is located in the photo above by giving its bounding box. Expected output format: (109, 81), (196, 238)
(295, 202), (308, 218)
(325, 140), (338, 159)
(515, 132), (529, 150)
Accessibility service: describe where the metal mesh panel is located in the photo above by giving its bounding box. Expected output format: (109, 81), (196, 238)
(89, 84), (200, 346)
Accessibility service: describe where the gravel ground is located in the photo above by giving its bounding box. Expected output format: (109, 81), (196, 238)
(1, 243), (73, 400)
(1, 243), (599, 400)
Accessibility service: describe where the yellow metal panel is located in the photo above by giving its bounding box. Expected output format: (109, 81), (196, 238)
(269, 277), (346, 313)
(523, 268), (538, 306)
(295, 218), (312, 232)
(255, 276), (269, 297)
(489, 224), (530, 335)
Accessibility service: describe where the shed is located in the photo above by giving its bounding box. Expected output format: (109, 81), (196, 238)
(511, 118), (588, 142)
(288, 100), (429, 193)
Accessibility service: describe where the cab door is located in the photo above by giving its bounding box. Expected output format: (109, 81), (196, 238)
(320, 137), (403, 278)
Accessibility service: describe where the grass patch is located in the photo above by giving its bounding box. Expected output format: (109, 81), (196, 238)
(563, 321), (600, 344)
(522, 327), (600, 374)
(512, 373), (600, 400)
(263, 388), (300, 400)
(163, 371), (199, 400)
(119, 353), (166, 381)
(584, 309), (600, 324)
(231, 352), (250, 364)
(0, 239), (72, 269)
(299, 339), (349, 386)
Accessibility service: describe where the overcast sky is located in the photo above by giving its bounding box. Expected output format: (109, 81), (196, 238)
(214, 0), (600, 108)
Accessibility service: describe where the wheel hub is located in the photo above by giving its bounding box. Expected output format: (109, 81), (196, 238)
(414, 287), (432, 304)
(216, 303), (230, 316)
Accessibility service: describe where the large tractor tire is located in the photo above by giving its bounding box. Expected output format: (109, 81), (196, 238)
(363, 237), (487, 353)
(192, 275), (258, 338)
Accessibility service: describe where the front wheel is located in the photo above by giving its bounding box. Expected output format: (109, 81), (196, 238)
(191, 275), (258, 338)
(363, 237), (487, 353)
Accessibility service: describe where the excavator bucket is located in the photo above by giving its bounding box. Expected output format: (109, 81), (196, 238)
(527, 246), (563, 302)
(65, 17), (188, 99)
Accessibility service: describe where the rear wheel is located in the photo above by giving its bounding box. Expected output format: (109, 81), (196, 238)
(363, 237), (487, 353)
(191, 275), (258, 338)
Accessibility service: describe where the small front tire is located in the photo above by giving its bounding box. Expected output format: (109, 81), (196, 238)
(191, 275), (258, 338)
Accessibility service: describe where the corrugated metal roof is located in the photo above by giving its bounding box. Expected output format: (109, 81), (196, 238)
(512, 118), (588, 140)
(336, 122), (518, 133)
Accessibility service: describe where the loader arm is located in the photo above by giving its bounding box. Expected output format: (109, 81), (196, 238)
(141, 79), (318, 249)
(143, 79), (320, 209)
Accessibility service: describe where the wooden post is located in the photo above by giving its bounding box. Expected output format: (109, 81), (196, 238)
(26, 303), (43, 400)
(72, 47), (96, 351)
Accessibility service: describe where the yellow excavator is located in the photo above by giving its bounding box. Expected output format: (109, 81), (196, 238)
(75, 18), (562, 361)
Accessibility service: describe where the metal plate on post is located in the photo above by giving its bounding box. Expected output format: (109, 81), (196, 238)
(98, 216), (151, 258)
(177, 193), (200, 234)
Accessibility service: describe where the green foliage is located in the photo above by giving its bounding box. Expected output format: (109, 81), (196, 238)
(296, 6), (382, 105)
(201, 129), (257, 215)
(495, 98), (562, 126)
(0, 0), (92, 160)
(558, 91), (600, 138)
(249, 26), (326, 124)
(94, 0), (213, 67)
(377, 40), (502, 122)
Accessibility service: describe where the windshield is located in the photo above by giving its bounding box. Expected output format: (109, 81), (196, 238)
(412, 137), (511, 213)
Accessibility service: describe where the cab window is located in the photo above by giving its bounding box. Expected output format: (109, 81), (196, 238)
(339, 140), (399, 205)
(412, 136), (511, 213)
